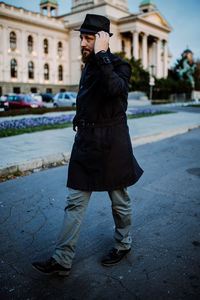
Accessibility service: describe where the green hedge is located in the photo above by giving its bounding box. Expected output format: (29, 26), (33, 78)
(0, 106), (76, 117)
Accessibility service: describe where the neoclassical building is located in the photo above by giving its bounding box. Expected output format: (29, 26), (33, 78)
(0, 0), (172, 95)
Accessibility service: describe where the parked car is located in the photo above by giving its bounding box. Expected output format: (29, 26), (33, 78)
(41, 93), (54, 102)
(53, 92), (76, 107)
(7, 94), (46, 109)
(31, 93), (43, 102)
(69, 92), (77, 100)
(0, 96), (9, 111)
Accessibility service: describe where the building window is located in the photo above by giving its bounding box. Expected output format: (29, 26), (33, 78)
(30, 87), (37, 93)
(28, 35), (33, 52)
(44, 39), (48, 54)
(10, 31), (17, 50)
(28, 61), (34, 79)
(58, 65), (63, 81)
(13, 87), (20, 94)
(10, 59), (17, 78)
(46, 88), (52, 93)
(44, 63), (49, 80)
(58, 41), (63, 57)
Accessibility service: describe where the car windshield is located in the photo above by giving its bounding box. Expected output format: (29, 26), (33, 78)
(21, 95), (35, 102)
(70, 93), (77, 98)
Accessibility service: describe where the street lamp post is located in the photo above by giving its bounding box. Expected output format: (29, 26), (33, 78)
(149, 64), (155, 102)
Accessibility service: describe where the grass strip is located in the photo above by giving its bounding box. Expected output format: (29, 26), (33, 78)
(0, 123), (72, 137)
(127, 110), (173, 119)
(186, 104), (200, 107)
(0, 111), (173, 138)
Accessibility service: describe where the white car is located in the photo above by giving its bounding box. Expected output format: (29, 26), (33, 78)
(53, 92), (77, 107)
(31, 93), (43, 102)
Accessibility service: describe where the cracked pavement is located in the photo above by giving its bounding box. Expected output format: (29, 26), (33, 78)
(0, 128), (200, 299)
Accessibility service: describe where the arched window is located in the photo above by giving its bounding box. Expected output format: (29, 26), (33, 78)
(58, 41), (63, 57)
(44, 63), (49, 80)
(58, 65), (63, 81)
(28, 35), (33, 52)
(28, 61), (34, 79)
(44, 39), (48, 54)
(10, 31), (16, 50)
(10, 59), (17, 78)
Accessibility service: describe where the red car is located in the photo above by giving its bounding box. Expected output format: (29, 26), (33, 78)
(7, 94), (46, 109)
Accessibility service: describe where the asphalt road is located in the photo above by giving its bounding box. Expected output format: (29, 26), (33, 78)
(0, 128), (200, 300)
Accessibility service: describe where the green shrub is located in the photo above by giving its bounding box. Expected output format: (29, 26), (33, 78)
(153, 77), (192, 99)
(0, 106), (76, 117)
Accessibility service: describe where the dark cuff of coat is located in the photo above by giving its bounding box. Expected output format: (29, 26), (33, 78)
(95, 51), (111, 66)
(73, 116), (78, 131)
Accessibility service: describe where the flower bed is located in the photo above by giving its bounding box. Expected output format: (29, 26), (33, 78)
(0, 114), (75, 131)
(127, 108), (161, 116)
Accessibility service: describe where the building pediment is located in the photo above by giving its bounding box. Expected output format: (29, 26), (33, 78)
(139, 10), (172, 31)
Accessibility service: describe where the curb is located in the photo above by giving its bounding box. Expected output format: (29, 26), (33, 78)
(0, 152), (71, 177)
(0, 125), (200, 178)
(132, 125), (200, 147)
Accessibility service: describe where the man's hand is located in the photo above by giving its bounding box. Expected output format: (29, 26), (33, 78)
(94, 31), (109, 54)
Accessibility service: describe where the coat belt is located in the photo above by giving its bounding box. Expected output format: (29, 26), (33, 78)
(77, 116), (126, 128)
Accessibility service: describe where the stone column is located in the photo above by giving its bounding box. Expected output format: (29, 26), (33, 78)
(52, 38), (57, 84)
(21, 29), (26, 83)
(132, 31), (139, 60)
(163, 40), (168, 78)
(142, 33), (148, 69)
(2, 25), (9, 82)
(156, 37), (161, 78)
(65, 36), (70, 85)
(37, 34), (43, 84)
(47, 6), (51, 17)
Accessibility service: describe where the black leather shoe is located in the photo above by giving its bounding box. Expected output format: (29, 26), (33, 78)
(32, 257), (70, 276)
(101, 248), (131, 266)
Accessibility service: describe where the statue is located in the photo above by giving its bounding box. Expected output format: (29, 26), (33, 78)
(177, 49), (196, 88)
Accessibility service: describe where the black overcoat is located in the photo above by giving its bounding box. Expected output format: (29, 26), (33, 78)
(67, 49), (143, 191)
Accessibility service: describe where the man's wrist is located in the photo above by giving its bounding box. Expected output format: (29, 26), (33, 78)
(95, 50), (107, 55)
(95, 50), (111, 65)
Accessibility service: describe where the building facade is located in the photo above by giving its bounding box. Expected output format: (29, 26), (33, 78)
(0, 0), (172, 95)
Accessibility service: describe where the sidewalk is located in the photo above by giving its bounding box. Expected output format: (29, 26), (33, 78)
(0, 111), (200, 177)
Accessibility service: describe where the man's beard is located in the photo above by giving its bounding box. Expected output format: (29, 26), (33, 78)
(81, 48), (95, 64)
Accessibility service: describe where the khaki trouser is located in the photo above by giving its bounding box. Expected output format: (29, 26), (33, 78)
(53, 187), (132, 268)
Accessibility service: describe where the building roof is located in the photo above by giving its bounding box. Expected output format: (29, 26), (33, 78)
(40, 0), (58, 5)
(140, 0), (156, 7)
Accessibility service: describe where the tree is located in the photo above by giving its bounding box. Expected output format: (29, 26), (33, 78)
(114, 52), (150, 93)
(114, 51), (194, 99)
(194, 59), (200, 90)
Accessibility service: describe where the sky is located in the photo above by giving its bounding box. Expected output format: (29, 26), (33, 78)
(2, 0), (200, 66)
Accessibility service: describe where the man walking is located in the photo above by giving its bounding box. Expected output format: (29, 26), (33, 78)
(32, 14), (143, 276)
